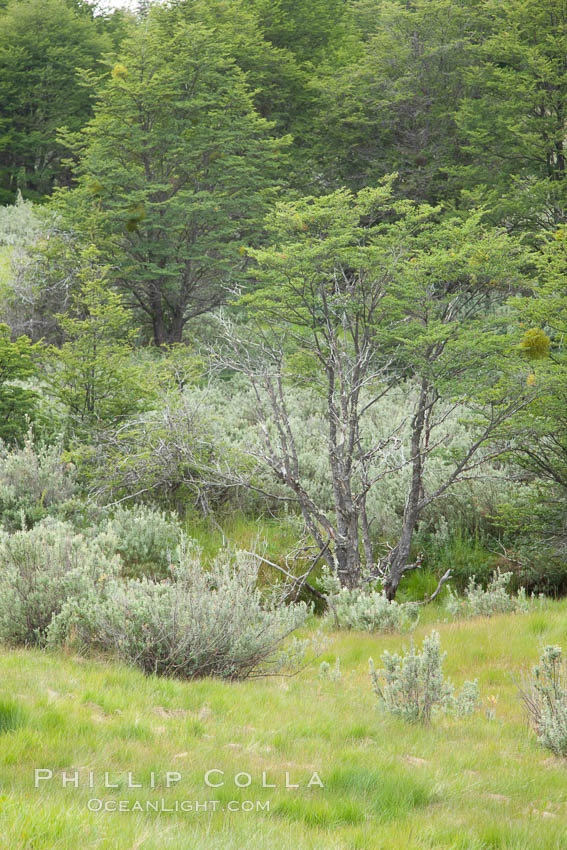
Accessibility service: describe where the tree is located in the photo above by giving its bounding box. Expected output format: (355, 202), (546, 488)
(0, 324), (39, 444)
(174, 0), (320, 191)
(45, 248), (156, 436)
(455, 0), (567, 231)
(59, 11), (285, 346)
(214, 183), (533, 596)
(309, 0), (480, 202)
(0, 0), (110, 203)
(498, 228), (567, 559)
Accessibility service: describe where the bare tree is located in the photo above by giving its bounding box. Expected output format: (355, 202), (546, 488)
(208, 187), (534, 597)
(213, 282), (406, 589)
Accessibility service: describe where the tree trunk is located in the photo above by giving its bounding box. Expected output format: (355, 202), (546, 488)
(150, 285), (167, 347)
(383, 515), (417, 600)
(382, 378), (428, 599)
(167, 307), (185, 344)
(334, 512), (362, 589)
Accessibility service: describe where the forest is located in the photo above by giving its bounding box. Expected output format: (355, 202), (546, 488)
(0, 0), (567, 848)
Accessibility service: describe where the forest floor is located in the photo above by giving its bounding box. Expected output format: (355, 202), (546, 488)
(2, 602), (567, 849)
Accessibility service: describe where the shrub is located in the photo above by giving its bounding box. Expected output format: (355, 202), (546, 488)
(49, 545), (310, 680)
(89, 378), (517, 541)
(445, 570), (533, 619)
(87, 387), (248, 514)
(517, 645), (567, 757)
(99, 504), (186, 578)
(321, 569), (419, 632)
(369, 631), (479, 724)
(319, 658), (341, 681)
(0, 434), (77, 531)
(0, 520), (121, 646)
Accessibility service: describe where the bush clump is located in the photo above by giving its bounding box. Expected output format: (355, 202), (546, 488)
(0, 435), (77, 531)
(446, 570), (532, 619)
(369, 631), (479, 724)
(49, 545), (310, 680)
(517, 645), (567, 757)
(321, 569), (418, 632)
(0, 520), (121, 646)
(99, 504), (186, 578)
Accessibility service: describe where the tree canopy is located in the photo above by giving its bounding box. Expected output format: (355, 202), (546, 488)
(57, 11), (286, 345)
(0, 0), (111, 203)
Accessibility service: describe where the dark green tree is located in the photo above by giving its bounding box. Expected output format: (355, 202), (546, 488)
(59, 11), (286, 345)
(0, 0), (110, 203)
(455, 0), (567, 230)
(310, 0), (481, 201)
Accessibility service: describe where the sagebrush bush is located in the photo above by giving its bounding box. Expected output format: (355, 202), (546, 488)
(369, 631), (479, 724)
(88, 378), (517, 543)
(88, 384), (258, 514)
(321, 569), (419, 632)
(0, 520), (121, 646)
(445, 570), (533, 619)
(0, 434), (78, 531)
(49, 545), (310, 680)
(517, 645), (567, 757)
(319, 658), (341, 681)
(99, 504), (186, 578)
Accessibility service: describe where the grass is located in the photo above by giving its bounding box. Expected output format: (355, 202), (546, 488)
(184, 510), (301, 566)
(3, 604), (567, 848)
(184, 511), (505, 606)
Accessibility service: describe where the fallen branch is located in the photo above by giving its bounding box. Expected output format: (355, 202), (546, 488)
(416, 569), (452, 606)
(242, 545), (328, 604)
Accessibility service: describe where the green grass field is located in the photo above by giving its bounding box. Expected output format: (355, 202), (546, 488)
(2, 603), (567, 849)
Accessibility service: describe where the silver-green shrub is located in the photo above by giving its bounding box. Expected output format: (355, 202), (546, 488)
(49, 545), (310, 680)
(321, 569), (419, 632)
(98, 504), (186, 578)
(88, 379), (517, 545)
(369, 631), (479, 724)
(319, 657), (341, 681)
(0, 434), (78, 530)
(446, 570), (531, 618)
(0, 520), (121, 646)
(518, 645), (567, 756)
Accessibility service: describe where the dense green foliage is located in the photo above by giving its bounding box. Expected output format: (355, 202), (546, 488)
(0, 0), (564, 602)
(0, 0), (112, 203)
(2, 4), (567, 845)
(58, 11), (285, 344)
(0, 323), (39, 443)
